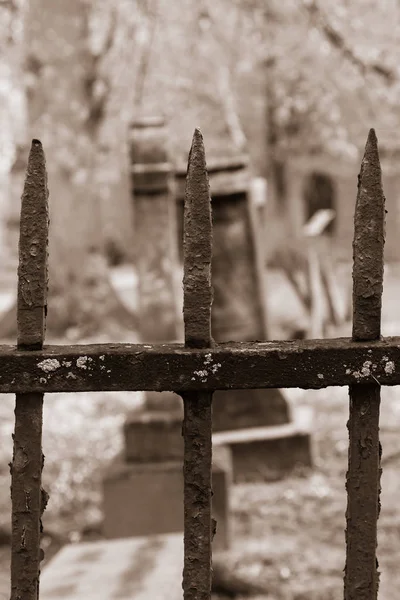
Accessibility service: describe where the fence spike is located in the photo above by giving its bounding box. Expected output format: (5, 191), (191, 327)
(17, 138), (49, 349)
(352, 127), (385, 341)
(344, 129), (385, 600)
(183, 128), (213, 349)
(11, 139), (49, 600)
(181, 129), (213, 600)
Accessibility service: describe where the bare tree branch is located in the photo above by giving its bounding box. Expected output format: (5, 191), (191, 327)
(304, 0), (396, 84)
(83, 5), (118, 133)
(133, 0), (160, 110)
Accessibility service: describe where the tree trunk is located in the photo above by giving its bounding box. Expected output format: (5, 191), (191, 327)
(0, 0), (27, 266)
(0, 0), (141, 339)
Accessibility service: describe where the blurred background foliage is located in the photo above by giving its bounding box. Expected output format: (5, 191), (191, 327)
(2, 0), (400, 203)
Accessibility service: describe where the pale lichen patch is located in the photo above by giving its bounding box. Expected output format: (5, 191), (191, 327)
(347, 360), (379, 380)
(191, 355), (222, 382)
(384, 360), (395, 375)
(38, 358), (61, 373)
(361, 360), (373, 377)
(204, 353), (212, 365)
(76, 356), (93, 370)
(192, 369), (208, 383)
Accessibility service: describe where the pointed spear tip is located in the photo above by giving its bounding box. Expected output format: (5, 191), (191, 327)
(193, 127), (203, 140)
(190, 128), (205, 156)
(28, 139), (45, 163)
(364, 128), (379, 158)
(187, 127), (207, 174)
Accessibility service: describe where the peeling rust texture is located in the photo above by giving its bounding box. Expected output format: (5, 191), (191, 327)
(181, 391), (212, 600)
(352, 128), (385, 342)
(11, 139), (48, 600)
(0, 338), (399, 393)
(182, 129), (213, 600)
(344, 129), (384, 600)
(10, 394), (44, 600)
(344, 385), (381, 600)
(183, 128), (213, 349)
(17, 139), (49, 349)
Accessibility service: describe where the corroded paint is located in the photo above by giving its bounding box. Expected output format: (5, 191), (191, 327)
(12, 139), (49, 600)
(352, 128), (385, 342)
(182, 130), (213, 600)
(345, 129), (384, 600)
(0, 339), (398, 393)
(183, 129), (213, 349)
(17, 139), (49, 349)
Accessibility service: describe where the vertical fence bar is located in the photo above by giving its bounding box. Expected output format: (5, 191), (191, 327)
(181, 129), (213, 600)
(344, 129), (385, 600)
(11, 140), (49, 600)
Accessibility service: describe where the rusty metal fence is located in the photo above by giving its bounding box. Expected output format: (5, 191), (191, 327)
(7, 127), (394, 600)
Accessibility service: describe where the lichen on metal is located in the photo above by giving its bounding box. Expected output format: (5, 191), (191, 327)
(12, 139), (49, 600)
(37, 358), (61, 372)
(76, 356), (93, 369)
(384, 360), (395, 374)
(182, 129), (213, 600)
(345, 129), (384, 600)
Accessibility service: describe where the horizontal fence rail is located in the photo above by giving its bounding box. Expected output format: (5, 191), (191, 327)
(0, 338), (398, 393)
(8, 127), (389, 600)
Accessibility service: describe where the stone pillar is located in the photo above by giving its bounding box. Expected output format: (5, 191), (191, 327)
(103, 119), (233, 550)
(129, 117), (182, 344)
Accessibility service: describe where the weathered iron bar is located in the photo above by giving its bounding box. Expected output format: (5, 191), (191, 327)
(344, 128), (384, 600)
(11, 139), (49, 600)
(181, 129), (213, 600)
(0, 337), (398, 393)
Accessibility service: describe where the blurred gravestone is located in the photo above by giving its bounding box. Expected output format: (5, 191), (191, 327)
(102, 118), (232, 551)
(129, 117), (182, 345)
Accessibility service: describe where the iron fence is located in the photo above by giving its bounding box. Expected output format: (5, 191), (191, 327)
(8, 127), (391, 600)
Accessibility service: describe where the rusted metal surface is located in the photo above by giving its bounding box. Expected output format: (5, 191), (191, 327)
(129, 118), (181, 342)
(11, 139), (49, 600)
(4, 128), (396, 599)
(344, 129), (384, 600)
(183, 129), (213, 349)
(181, 392), (212, 600)
(352, 129), (385, 342)
(17, 139), (49, 350)
(181, 129), (213, 600)
(0, 338), (398, 393)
